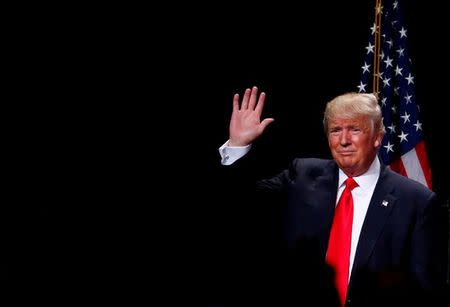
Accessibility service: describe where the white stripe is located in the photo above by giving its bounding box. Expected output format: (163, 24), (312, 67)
(401, 148), (428, 187)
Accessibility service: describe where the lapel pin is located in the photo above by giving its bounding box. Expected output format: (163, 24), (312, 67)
(381, 200), (389, 207)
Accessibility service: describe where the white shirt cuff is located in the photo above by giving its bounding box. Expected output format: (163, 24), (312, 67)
(218, 140), (251, 165)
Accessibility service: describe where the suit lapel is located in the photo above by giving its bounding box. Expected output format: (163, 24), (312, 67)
(314, 165), (339, 258)
(351, 166), (398, 276)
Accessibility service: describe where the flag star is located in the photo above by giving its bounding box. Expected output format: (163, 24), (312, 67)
(371, 23), (377, 34)
(394, 86), (400, 96)
(398, 131), (408, 142)
(405, 73), (414, 84)
(386, 39), (393, 49)
(391, 20), (398, 27)
(404, 94), (412, 104)
(400, 111), (411, 123)
(357, 81), (367, 92)
(391, 105), (397, 113)
(382, 77), (391, 87)
(394, 65), (403, 76)
(376, 4), (383, 14)
(381, 97), (387, 106)
(399, 27), (407, 38)
(361, 62), (371, 73)
(384, 56), (393, 68)
(387, 124), (396, 133)
(396, 47), (405, 57)
(366, 42), (375, 54)
(380, 51), (385, 60)
(393, 1), (399, 9)
(383, 141), (394, 153)
(413, 120), (423, 131)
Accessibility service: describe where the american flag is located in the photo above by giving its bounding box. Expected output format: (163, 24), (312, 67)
(358, 0), (432, 189)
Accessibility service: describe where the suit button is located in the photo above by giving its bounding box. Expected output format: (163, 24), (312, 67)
(346, 298), (351, 305)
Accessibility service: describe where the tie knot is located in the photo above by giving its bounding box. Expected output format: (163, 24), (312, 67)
(345, 177), (358, 191)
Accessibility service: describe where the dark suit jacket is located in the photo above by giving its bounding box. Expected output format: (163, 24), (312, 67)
(222, 156), (447, 306)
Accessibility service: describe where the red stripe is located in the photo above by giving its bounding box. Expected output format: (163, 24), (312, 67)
(414, 141), (433, 189)
(389, 157), (407, 177)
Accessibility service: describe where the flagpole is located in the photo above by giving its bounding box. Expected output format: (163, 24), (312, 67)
(373, 0), (382, 97)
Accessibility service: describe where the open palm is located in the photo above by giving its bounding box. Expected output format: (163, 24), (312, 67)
(229, 86), (274, 146)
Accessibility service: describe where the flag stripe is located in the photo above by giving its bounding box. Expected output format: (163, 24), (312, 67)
(389, 157), (407, 177)
(401, 147), (428, 187)
(414, 141), (433, 189)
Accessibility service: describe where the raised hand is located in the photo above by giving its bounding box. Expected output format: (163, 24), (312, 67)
(229, 86), (274, 146)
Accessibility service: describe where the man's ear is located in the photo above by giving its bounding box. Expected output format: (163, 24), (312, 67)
(374, 139), (380, 147)
(374, 133), (384, 148)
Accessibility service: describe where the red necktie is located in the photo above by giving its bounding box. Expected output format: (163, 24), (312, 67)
(326, 177), (358, 307)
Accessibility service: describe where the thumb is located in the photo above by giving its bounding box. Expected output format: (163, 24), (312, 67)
(260, 118), (275, 131)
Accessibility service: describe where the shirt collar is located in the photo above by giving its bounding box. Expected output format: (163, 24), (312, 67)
(338, 156), (381, 190)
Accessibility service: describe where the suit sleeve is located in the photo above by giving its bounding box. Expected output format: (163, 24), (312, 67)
(411, 191), (447, 295)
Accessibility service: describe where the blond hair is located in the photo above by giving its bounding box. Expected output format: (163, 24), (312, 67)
(323, 92), (385, 135)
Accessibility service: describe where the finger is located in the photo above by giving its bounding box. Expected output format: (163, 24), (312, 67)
(232, 93), (239, 113)
(259, 118), (275, 132)
(254, 91), (266, 116)
(241, 88), (251, 110)
(248, 86), (258, 110)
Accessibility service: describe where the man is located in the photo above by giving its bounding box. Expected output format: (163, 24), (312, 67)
(218, 86), (446, 306)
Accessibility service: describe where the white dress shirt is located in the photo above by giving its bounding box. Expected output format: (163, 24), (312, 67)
(337, 157), (380, 281)
(218, 140), (251, 165)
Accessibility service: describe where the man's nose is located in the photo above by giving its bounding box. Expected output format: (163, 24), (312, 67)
(339, 130), (351, 145)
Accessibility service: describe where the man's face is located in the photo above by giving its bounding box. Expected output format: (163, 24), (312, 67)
(327, 116), (382, 177)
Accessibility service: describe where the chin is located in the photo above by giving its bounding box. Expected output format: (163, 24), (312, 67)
(338, 157), (354, 166)
(337, 159), (357, 171)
